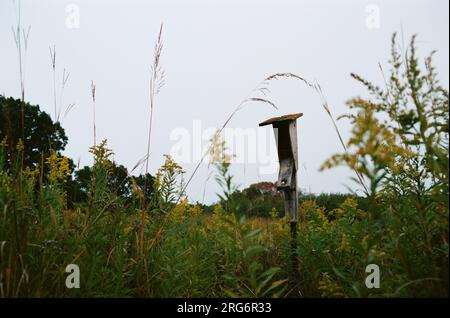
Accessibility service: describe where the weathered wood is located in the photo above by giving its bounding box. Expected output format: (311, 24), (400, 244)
(284, 188), (298, 223)
(277, 158), (294, 190)
(259, 113), (303, 286)
(259, 113), (301, 280)
(259, 113), (303, 127)
(289, 121), (298, 170)
(259, 113), (301, 223)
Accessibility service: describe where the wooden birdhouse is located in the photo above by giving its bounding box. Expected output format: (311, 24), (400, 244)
(259, 113), (302, 223)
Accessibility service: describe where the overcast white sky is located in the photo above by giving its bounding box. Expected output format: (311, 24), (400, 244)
(0, 0), (448, 203)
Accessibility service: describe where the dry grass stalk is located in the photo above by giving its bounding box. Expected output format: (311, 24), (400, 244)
(179, 73), (310, 203)
(312, 82), (369, 196)
(49, 47), (73, 122)
(180, 72), (369, 202)
(140, 22), (165, 258)
(49, 45), (75, 122)
(59, 68), (72, 121)
(144, 22), (165, 178)
(49, 45), (57, 121)
(91, 80), (97, 146)
(11, 0), (30, 152)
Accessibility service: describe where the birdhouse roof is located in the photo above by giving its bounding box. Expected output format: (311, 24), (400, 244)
(258, 113), (303, 127)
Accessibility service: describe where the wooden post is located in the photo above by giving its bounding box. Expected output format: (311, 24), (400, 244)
(259, 113), (302, 279)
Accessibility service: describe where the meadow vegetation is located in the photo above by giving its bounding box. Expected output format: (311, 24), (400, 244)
(0, 32), (448, 298)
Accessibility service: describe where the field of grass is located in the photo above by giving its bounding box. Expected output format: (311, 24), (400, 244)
(0, 158), (447, 297)
(0, 13), (448, 298)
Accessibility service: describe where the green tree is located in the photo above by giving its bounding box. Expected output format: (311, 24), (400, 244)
(0, 95), (68, 170)
(131, 173), (155, 203)
(71, 163), (155, 205)
(72, 163), (130, 201)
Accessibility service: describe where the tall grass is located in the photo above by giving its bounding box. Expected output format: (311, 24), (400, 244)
(0, 5), (447, 298)
(49, 46), (73, 123)
(138, 22), (165, 259)
(180, 72), (313, 203)
(144, 23), (164, 180)
(90, 80), (97, 147)
(11, 0), (30, 166)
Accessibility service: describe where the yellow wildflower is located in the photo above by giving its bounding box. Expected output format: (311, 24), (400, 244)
(23, 166), (40, 178)
(16, 139), (24, 152)
(89, 139), (114, 172)
(337, 233), (352, 253)
(318, 272), (345, 297)
(0, 136), (7, 148)
(188, 203), (203, 217)
(46, 149), (71, 182)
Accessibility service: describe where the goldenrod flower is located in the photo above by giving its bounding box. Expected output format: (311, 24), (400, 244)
(318, 272), (345, 297)
(46, 149), (71, 182)
(0, 136), (8, 148)
(16, 139), (24, 152)
(89, 139), (114, 172)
